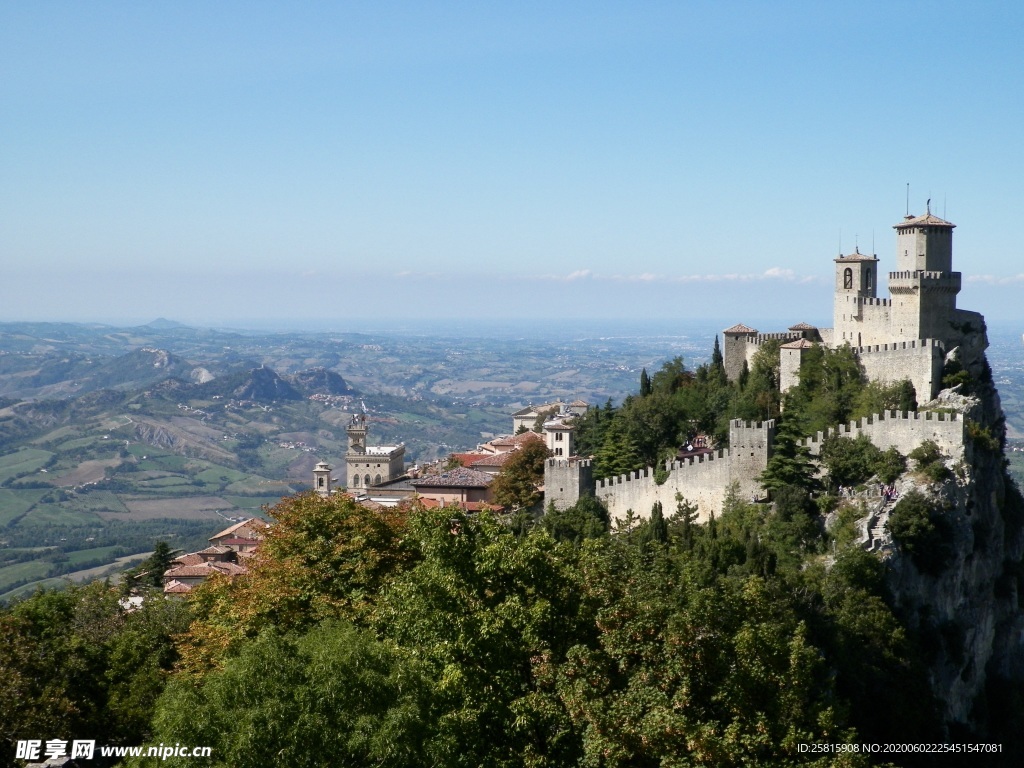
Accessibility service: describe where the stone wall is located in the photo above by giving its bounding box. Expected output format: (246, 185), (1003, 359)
(799, 409), (966, 462)
(855, 338), (945, 403)
(594, 419), (774, 525)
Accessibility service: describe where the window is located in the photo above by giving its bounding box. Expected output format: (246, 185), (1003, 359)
(353, 475), (360, 487)
(555, 432), (563, 441)
(374, 474), (382, 485)
(364, 474), (371, 486)
(843, 268), (853, 289)
(317, 477), (324, 488)
(865, 270), (873, 290)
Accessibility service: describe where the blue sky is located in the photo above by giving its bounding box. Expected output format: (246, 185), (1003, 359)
(3, 1), (1023, 329)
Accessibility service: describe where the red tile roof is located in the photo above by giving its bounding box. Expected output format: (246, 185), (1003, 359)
(210, 518), (270, 541)
(723, 323), (757, 334)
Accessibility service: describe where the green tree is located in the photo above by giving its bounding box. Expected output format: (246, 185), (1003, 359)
(141, 621), (434, 768)
(541, 495), (609, 543)
(491, 439), (550, 511)
(759, 416), (819, 494)
(820, 434), (882, 489)
(639, 367), (652, 396)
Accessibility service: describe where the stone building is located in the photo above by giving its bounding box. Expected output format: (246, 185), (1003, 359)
(724, 206), (987, 403)
(343, 413), (405, 489)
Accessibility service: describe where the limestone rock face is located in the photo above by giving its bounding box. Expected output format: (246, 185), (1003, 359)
(883, 371), (1024, 730)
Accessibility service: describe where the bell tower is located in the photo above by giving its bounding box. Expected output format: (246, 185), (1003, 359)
(313, 461), (332, 498)
(832, 247), (879, 346)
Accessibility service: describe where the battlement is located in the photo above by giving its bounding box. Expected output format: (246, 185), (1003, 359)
(546, 457), (592, 470)
(853, 338), (944, 355)
(798, 408), (966, 461)
(888, 270), (962, 294)
(748, 332), (800, 346)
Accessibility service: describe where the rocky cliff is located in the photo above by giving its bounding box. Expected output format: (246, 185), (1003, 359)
(873, 332), (1024, 738)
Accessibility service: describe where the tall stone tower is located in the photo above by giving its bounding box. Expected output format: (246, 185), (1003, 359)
(889, 210), (960, 341)
(346, 413), (367, 455)
(832, 247), (879, 346)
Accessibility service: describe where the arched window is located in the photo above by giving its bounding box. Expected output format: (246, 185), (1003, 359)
(843, 268), (853, 289)
(364, 474), (371, 486)
(374, 474), (382, 485)
(317, 477), (324, 488)
(352, 475), (360, 487)
(865, 270), (872, 290)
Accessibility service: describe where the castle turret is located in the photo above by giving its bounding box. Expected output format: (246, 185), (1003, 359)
(722, 323), (758, 382)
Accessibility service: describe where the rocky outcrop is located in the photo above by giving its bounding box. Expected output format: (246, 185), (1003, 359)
(878, 364), (1024, 732)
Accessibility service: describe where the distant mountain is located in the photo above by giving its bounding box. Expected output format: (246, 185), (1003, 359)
(141, 318), (187, 330)
(196, 366), (302, 402)
(87, 348), (193, 391)
(287, 367), (356, 396)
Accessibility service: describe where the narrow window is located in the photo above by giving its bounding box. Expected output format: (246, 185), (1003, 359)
(844, 268), (853, 289)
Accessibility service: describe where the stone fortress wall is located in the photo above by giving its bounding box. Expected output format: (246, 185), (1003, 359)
(594, 419), (775, 525)
(798, 409), (966, 462)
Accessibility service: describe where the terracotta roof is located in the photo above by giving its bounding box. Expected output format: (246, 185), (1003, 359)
(163, 580), (193, 594)
(788, 322), (817, 331)
(411, 497), (503, 513)
(451, 452), (491, 467)
(210, 518), (270, 541)
(410, 467), (494, 488)
(570, 399), (589, 407)
(723, 323), (757, 334)
(196, 545), (233, 555)
(472, 452), (519, 469)
(781, 339), (817, 349)
(171, 553), (205, 566)
(510, 431), (544, 446)
(894, 212), (954, 229)
(489, 431), (544, 448)
(834, 247), (878, 262)
(164, 561), (248, 579)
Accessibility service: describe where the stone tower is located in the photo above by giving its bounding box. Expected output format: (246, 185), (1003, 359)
(889, 210), (960, 341)
(346, 413), (367, 455)
(832, 247), (879, 346)
(313, 461), (332, 498)
(544, 457), (594, 512)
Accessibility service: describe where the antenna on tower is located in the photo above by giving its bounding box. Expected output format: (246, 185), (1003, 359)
(906, 183), (910, 216)
(943, 195), (946, 219)
(838, 228), (842, 256)
(872, 230), (875, 255)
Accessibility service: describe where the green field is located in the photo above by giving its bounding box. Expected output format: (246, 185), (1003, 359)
(0, 489), (48, 526)
(0, 560), (53, 593)
(0, 577), (68, 603)
(64, 545), (126, 566)
(222, 495), (285, 515)
(19, 504), (102, 526)
(0, 448), (54, 483)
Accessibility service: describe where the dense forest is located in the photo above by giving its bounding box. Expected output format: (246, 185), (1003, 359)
(2, 343), (1022, 767)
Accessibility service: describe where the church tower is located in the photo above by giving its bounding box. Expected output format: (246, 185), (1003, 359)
(313, 461), (332, 498)
(832, 246), (879, 346)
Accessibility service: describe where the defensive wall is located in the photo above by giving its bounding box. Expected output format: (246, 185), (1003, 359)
(798, 409), (967, 462)
(853, 338), (945, 403)
(593, 419), (775, 525)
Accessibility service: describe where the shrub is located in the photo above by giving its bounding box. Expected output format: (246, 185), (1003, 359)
(887, 490), (954, 574)
(908, 440), (950, 483)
